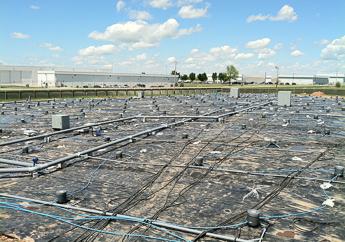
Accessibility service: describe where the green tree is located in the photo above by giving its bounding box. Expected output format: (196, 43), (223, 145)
(218, 73), (227, 83)
(197, 73), (208, 82)
(171, 70), (180, 78)
(226, 65), (239, 84)
(202, 72), (208, 82)
(189, 72), (196, 82)
(181, 74), (189, 81)
(212, 72), (217, 82)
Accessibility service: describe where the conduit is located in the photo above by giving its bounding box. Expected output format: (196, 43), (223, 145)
(0, 102), (270, 174)
(0, 193), (257, 242)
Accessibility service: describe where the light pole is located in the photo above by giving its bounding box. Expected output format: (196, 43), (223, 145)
(173, 60), (177, 74)
(275, 66), (279, 88)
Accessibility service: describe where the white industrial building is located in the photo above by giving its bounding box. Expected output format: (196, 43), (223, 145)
(278, 74), (345, 85)
(0, 65), (178, 87)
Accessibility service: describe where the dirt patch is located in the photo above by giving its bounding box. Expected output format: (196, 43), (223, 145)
(311, 91), (325, 97)
(276, 230), (295, 238)
(0, 234), (34, 242)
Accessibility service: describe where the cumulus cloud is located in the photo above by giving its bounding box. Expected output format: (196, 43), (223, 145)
(321, 35), (345, 60)
(247, 5), (298, 23)
(41, 43), (63, 52)
(177, 0), (203, 6)
(273, 43), (283, 50)
(167, 56), (177, 63)
(116, 0), (126, 12)
(78, 44), (117, 56)
(182, 45), (238, 72)
(178, 5), (208, 19)
(30, 5), (40, 10)
(89, 19), (201, 49)
(319, 39), (330, 45)
(257, 48), (276, 59)
(129, 10), (152, 21)
(235, 53), (254, 60)
(290, 49), (304, 57)
(149, 0), (172, 9)
(246, 38), (271, 49)
(11, 32), (30, 39)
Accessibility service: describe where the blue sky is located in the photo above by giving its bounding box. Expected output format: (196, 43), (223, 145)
(1, 0), (345, 76)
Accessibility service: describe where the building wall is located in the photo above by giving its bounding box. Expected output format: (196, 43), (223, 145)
(37, 72), (56, 87)
(0, 66), (38, 86)
(37, 71), (178, 87)
(279, 77), (314, 85)
(329, 77), (345, 85)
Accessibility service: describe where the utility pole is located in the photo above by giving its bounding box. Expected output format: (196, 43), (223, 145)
(275, 66), (279, 88)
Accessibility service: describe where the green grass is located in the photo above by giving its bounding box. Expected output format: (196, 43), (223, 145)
(1, 84), (345, 101)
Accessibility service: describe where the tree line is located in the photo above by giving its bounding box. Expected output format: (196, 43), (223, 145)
(173, 65), (239, 83)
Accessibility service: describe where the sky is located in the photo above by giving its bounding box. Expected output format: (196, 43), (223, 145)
(0, 0), (345, 76)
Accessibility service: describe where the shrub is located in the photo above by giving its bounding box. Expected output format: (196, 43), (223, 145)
(335, 82), (341, 88)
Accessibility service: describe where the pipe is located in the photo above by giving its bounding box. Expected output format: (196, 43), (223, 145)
(0, 110), (220, 173)
(0, 101), (271, 148)
(0, 102), (269, 174)
(0, 158), (33, 167)
(81, 157), (345, 184)
(0, 193), (253, 242)
(139, 115), (219, 119)
(0, 116), (137, 147)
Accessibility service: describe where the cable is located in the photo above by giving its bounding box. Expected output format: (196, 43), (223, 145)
(0, 200), (189, 242)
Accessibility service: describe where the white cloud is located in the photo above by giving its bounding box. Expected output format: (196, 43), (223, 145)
(257, 48), (276, 59)
(89, 19), (201, 49)
(149, 0), (172, 9)
(177, 0), (203, 6)
(319, 39), (330, 45)
(291, 49), (304, 57)
(30, 5), (40, 10)
(321, 35), (345, 60)
(167, 56), (177, 63)
(178, 5), (208, 19)
(247, 5), (298, 23)
(11, 32), (31, 39)
(135, 53), (147, 61)
(129, 10), (152, 21)
(246, 38), (271, 49)
(273, 43), (283, 50)
(209, 45), (237, 56)
(190, 48), (199, 54)
(176, 24), (202, 37)
(78, 44), (117, 56)
(41, 43), (63, 52)
(116, 0), (126, 12)
(235, 53), (254, 60)
(181, 45), (240, 73)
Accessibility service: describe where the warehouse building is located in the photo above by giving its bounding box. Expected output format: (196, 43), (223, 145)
(278, 74), (345, 85)
(37, 70), (178, 87)
(0, 65), (178, 87)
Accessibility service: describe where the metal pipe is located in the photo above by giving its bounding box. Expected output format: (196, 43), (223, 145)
(0, 111), (217, 173)
(0, 116), (137, 147)
(139, 115), (219, 119)
(0, 102), (268, 174)
(0, 158), (33, 167)
(84, 156), (345, 184)
(0, 193), (253, 242)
